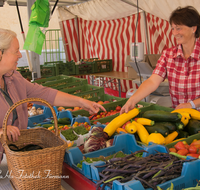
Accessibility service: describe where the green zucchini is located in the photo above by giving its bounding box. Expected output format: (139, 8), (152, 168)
(144, 124), (169, 137)
(177, 130), (189, 139)
(42, 124), (54, 128)
(51, 117), (71, 125)
(174, 121), (184, 130)
(185, 119), (200, 135)
(142, 110), (182, 122)
(155, 122), (177, 133)
(42, 123), (65, 129)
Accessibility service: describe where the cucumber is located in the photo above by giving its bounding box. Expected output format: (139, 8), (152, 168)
(144, 123), (169, 137)
(142, 110), (182, 122)
(155, 122), (177, 133)
(185, 119), (200, 135)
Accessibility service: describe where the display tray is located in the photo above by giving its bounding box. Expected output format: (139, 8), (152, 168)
(28, 104), (58, 127)
(33, 75), (71, 84)
(41, 77), (88, 90)
(166, 132), (200, 149)
(64, 133), (143, 180)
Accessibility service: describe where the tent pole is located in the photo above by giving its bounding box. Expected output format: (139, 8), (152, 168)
(120, 0), (150, 54)
(51, 0), (59, 15)
(15, 0), (33, 72)
(142, 11), (150, 54)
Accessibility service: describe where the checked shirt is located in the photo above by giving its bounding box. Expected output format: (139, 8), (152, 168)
(153, 38), (200, 110)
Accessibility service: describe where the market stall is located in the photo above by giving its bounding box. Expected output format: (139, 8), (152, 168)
(1, 1), (200, 190)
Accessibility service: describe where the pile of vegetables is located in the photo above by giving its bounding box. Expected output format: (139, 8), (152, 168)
(82, 107), (200, 155)
(169, 139), (200, 159)
(95, 150), (192, 190)
(84, 126), (112, 153)
(110, 108), (200, 146)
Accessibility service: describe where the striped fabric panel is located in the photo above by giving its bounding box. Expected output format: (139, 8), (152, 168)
(146, 13), (176, 54)
(60, 12), (177, 93)
(62, 19), (80, 62)
(78, 13), (147, 92)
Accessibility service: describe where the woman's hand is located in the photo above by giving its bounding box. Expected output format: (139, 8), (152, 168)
(81, 99), (106, 115)
(120, 97), (136, 114)
(175, 102), (192, 109)
(6, 125), (20, 142)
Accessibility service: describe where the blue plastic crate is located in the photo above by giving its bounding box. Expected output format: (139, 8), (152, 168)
(71, 115), (91, 126)
(28, 104), (58, 127)
(57, 110), (73, 124)
(91, 143), (199, 190)
(124, 159), (200, 190)
(64, 133), (144, 180)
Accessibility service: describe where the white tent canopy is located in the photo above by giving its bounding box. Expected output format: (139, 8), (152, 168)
(57, 0), (200, 21)
(57, 0), (200, 92)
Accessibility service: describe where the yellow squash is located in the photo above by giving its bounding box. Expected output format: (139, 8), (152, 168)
(146, 132), (165, 145)
(171, 108), (200, 120)
(180, 115), (190, 127)
(103, 108), (140, 136)
(134, 117), (155, 126)
(164, 131), (179, 145)
(116, 128), (127, 134)
(132, 121), (149, 144)
(125, 122), (137, 134)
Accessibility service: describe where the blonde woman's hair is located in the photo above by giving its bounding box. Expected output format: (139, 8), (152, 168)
(0, 28), (17, 51)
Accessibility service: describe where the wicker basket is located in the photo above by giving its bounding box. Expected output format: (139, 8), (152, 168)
(0, 98), (68, 190)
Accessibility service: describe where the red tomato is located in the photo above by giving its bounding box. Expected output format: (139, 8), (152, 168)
(187, 153), (200, 158)
(177, 149), (189, 156)
(188, 145), (198, 154)
(116, 106), (121, 111)
(191, 140), (200, 146)
(174, 141), (186, 151)
(184, 144), (190, 150)
(169, 148), (176, 153)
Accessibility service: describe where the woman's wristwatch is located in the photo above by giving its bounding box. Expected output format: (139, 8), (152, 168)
(189, 100), (196, 109)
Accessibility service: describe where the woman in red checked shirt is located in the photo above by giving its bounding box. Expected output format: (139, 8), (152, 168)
(121, 6), (200, 114)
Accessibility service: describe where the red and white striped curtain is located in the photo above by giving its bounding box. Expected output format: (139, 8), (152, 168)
(146, 13), (176, 54)
(60, 12), (176, 92)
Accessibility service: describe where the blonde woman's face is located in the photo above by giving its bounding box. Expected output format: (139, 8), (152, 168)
(0, 37), (22, 73)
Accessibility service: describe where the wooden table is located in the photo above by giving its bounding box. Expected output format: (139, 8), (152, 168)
(90, 71), (133, 97)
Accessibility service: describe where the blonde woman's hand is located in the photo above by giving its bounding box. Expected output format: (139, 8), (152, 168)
(6, 125), (20, 142)
(81, 99), (106, 115)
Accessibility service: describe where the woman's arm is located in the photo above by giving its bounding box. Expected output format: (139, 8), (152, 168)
(53, 91), (106, 115)
(120, 74), (164, 114)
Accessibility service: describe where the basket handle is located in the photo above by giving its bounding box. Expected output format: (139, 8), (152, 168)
(2, 98), (58, 144)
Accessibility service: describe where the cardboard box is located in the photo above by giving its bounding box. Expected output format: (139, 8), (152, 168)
(144, 54), (161, 69)
(127, 65), (138, 79)
(125, 54), (161, 77)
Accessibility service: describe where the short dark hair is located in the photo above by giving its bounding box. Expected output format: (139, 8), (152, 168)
(169, 6), (200, 38)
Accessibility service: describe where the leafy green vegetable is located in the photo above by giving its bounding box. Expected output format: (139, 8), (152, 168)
(61, 128), (78, 141)
(73, 126), (88, 135)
